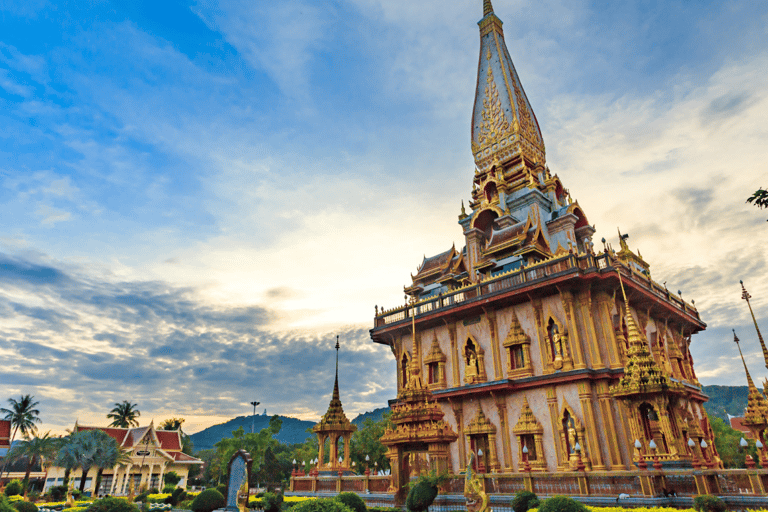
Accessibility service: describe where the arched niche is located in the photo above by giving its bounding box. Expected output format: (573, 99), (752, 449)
(462, 336), (487, 384)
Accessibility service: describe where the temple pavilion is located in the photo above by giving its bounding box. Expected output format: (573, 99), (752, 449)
(370, 0), (721, 487)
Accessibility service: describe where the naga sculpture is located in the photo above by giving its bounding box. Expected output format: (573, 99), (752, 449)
(464, 452), (491, 512)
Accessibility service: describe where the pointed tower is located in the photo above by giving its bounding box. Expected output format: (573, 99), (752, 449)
(472, 0), (545, 171)
(733, 330), (768, 441)
(313, 336), (356, 474)
(741, 281), (768, 369)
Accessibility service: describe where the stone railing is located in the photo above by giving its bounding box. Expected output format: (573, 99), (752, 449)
(374, 251), (700, 329)
(290, 468), (767, 498)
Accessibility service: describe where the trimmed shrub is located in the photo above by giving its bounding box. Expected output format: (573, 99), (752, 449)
(4, 481), (23, 497)
(11, 502), (38, 512)
(163, 473), (181, 487)
(133, 491), (149, 504)
(215, 485), (226, 497)
(289, 499), (353, 512)
(177, 499), (194, 510)
(405, 481), (438, 512)
(694, 495), (727, 512)
(537, 496), (586, 512)
(0, 498), (16, 512)
(190, 489), (225, 512)
(261, 493), (283, 512)
(334, 494), (365, 512)
(85, 497), (140, 512)
(164, 488), (186, 506)
(162, 485), (175, 495)
(511, 491), (539, 512)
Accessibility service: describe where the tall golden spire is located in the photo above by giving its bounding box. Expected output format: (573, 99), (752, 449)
(733, 330), (768, 433)
(471, 0), (545, 172)
(741, 280), (768, 369)
(611, 270), (673, 397)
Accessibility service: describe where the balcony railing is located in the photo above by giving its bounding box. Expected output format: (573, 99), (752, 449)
(374, 251), (699, 329)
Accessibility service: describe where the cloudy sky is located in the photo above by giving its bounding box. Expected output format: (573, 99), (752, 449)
(1, 0), (767, 436)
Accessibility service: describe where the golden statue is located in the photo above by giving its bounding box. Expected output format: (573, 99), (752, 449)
(466, 347), (479, 380)
(464, 452), (491, 512)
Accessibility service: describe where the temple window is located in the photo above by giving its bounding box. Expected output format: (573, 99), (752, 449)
(465, 408), (499, 473)
(424, 338), (447, 390)
(521, 434), (537, 461)
(513, 397), (546, 471)
(503, 313), (533, 378)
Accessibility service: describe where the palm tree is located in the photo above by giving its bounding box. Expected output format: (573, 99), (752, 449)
(5, 432), (61, 496)
(0, 395), (41, 479)
(158, 418), (184, 431)
(55, 429), (121, 494)
(92, 435), (130, 496)
(107, 401), (140, 428)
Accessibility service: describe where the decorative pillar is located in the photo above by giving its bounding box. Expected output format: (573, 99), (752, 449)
(579, 289), (605, 369)
(531, 298), (552, 374)
(449, 323), (460, 387)
(158, 464), (166, 490)
(560, 290), (586, 369)
(495, 396), (513, 472)
(546, 387), (563, 470)
(451, 403), (466, 471)
(578, 382), (605, 470)
(486, 310), (503, 380)
(596, 382), (624, 469)
(596, 292), (623, 369)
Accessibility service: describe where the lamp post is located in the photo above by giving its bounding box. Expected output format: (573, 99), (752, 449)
(699, 439), (712, 467)
(574, 442), (585, 471)
(250, 401), (260, 434)
(302, 460), (306, 476)
(740, 438), (756, 469)
(649, 439), (662, 471)
(756, 439), (768, 468)
(688, 438), (700, 470)
(365, 455), (370, 476)
(634, 439), (647, 470)
(522, 445), (531, 473)
(477, 449), (485, 474)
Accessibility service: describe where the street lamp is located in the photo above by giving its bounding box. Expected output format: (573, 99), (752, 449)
(250, 401), (260, 434)
(634, 439), (647, 470)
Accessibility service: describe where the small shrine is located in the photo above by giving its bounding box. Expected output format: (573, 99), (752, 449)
(381, 301), (458, 494)
(313, 336), (357, 474)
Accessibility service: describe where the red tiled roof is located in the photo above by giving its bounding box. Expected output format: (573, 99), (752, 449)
(76, 426), (129, 445)
(156, 430), (182, 451)
(730, 417), (751, 436)
(172, 451), (203, 463)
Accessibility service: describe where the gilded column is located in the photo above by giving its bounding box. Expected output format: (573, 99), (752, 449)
(579, 289), (605, 369)
(560, 290), (586, 369)
(546, 387), (564, 469)
(486, 310), (503, 380)
(495, 396), (513, 472)
(451, 402), (466, 471)
(577, 382), (604, 470)
(596, 382), (624, 468)
(531, 298), (552, 374)
(447, 324), (460, 387)
(596, 291), (623, 369)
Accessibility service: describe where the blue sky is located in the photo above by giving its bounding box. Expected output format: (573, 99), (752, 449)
(1, 0), (767, 434)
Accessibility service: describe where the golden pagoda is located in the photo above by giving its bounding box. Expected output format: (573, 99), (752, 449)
(313, 336), (357, 474)
(381, 300), (458, 493)
(371, 0), (718, 482)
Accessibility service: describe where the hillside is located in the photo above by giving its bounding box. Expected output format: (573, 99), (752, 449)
(701, 385), (749, 421)
(190, 407), (390, 452)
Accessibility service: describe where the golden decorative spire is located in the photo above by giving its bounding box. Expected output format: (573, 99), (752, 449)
(611, 270), (674, 397)
(741, 281), (768, 369)
(483, 0), (494, 16)
(733, 330), (768, 431)
(471, 0), (545, 171)
(314, 336), (355, 431)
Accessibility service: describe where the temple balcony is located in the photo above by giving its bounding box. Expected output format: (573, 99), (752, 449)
(372, 250), (704, 341)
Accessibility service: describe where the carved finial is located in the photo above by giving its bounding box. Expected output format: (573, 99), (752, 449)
(483, 0), (494, 16)
(461, 200), (466, 216)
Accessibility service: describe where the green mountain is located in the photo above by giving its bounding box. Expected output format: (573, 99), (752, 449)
(701, 385), (749, 422)
(190, 407), (391, 453)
